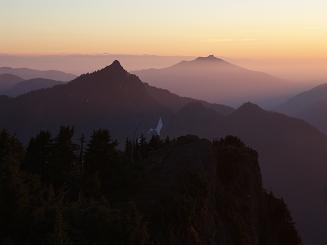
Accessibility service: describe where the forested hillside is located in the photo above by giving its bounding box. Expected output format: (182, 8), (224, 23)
(0, 128), (301, 245)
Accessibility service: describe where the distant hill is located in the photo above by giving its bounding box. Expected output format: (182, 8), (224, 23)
(0, 67), (76, 81)
(134, 55), (293, 107)
(0, 61), (326, 244)
(4, 78), (62, 97)
(0, 73), (24, 92)
(277, 83), (327, 134)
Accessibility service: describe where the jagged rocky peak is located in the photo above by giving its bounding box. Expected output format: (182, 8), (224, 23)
(101, 60), (127, 74)
(76, 60), (133, 83)
(70, 59), (139, 90)
(79, 60), (128, 79)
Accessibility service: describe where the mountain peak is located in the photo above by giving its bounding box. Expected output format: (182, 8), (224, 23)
(97, 60), (127, 74)
(75, 60), (130, 84)
(92, 60), (128, 78)
(237, 102), (264, 113)
(111, 60), (123, 67)
(195, 55), (225, 62)
(105, 60), (126, 72)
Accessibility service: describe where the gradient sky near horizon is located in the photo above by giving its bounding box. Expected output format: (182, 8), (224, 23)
(1, 0), (327, 59)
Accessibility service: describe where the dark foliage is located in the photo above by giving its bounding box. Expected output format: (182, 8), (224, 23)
(0, 128), (301, 245)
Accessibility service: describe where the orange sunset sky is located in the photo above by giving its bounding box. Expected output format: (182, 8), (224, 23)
(1, 0), (326, 80)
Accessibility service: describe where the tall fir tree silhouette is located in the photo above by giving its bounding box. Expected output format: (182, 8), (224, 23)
(23, 131), (52, 178)
(48, 126), (78, 191)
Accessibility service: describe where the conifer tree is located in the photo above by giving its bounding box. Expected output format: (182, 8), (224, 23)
(83, 129), (118, 199)
(124, 138), (133, 160)
(48, 127), (78, 191)
(23, 131), (51, 178)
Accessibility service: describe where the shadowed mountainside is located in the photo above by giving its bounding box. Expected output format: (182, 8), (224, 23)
(0, 61), (232, 142)
(165, 101), (327, 245)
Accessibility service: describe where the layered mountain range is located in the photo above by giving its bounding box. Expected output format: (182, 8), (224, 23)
(277, 83), (327, 134)
(0, 60), (326, 244)
(0, 67), (72, 96)
(0, 66), (76, 81)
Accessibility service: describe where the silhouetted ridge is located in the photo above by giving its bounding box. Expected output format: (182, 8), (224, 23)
(174, 55), (230, 68)
(101, 60), (127, 73)
(0, 67), (76, 81)
(106, 60), (126, 71)
(0, 73), (24, 82)
(277, 82), (327, 134)
(98, 60), (128, 76)
(236, 102), (264, 113)
(74, 60), (133, 86)
(0, 73), (25, 92)
(5, 78), (62, 97)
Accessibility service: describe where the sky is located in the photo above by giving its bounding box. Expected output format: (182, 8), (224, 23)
(1, 0), (327, 59)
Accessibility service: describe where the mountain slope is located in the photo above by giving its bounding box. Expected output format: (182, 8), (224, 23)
(0, 61), (172, 141)
(0, 61), (231, 141)
(0, 73), (24, 91)
(128, 135), (302, 245)
(3, 78), (62, 96)
(277, 83), (327, 133)
(134, 55), (292, 107)
(145, 83), (233, 115)
(0, 61), (326, 244)
(0, 66), (76, 81)
(165, 102), (327, 245)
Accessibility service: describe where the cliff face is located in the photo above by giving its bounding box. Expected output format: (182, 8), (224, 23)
(133, 135), (302, 245)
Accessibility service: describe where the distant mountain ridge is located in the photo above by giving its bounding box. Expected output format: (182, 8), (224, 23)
(277, 83), (327, 133)
(4, 78), (62, 97)
(0, 73), (24, 92)
(0, 61), (326, 244)
(0, 66), (76, 81)
(134, 55), (293, 107)
(0, 60), (231, 141)
(0, 73), (63, 97)
(195, 54), (225, 62)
